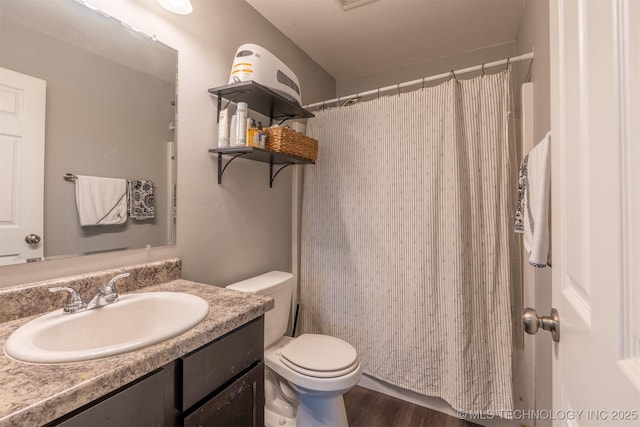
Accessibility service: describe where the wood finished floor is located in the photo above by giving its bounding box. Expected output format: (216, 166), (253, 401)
(344, 386), (480, 427)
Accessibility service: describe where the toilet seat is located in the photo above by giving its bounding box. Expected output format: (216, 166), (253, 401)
(279, 334), (359, 378)
(265, 335), (363, 399)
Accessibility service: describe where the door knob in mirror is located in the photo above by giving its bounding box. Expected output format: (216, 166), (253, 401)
(25, 234), (41, 245)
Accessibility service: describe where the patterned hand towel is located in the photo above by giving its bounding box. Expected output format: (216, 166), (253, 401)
(75, 175), (127, 226)
(515, 131), (551, 267)
(127, 179), (155, 220)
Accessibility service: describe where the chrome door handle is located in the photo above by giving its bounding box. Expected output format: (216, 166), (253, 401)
(25, 234), (41, 245)
(522, 307), (560, 342)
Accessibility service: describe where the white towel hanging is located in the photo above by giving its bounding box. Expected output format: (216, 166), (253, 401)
(75, 175), (127, 226)
(515, 131), (551, 267)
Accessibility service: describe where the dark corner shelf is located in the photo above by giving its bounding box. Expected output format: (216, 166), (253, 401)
(208, 81), (314, 123)
(209, 147), (314, 187)
(208, 81), (316, 187)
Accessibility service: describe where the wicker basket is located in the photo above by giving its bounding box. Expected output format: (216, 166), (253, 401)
(264, 127), (318, 161)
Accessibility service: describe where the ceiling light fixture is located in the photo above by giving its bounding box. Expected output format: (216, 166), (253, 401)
(335, 0), (378, 11)
(158, 0), (193, 14)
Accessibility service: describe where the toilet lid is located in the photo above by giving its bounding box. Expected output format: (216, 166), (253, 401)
(279, 334), (359, 378)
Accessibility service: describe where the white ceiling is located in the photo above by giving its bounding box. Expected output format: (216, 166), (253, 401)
(245, 0), (525, 81)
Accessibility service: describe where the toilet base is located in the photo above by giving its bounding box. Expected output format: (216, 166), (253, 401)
(296, 394), (348, 427)
(265, 406), (295, 427)
(264, 395), (348, 427)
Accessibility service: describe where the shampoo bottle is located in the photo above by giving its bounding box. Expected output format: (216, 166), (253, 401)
(217, 108), (229, 147)
(229, 112), (237, 146)
(234, 102), (248, 146)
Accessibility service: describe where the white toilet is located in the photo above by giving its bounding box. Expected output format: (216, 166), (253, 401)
(227, 271), (362, 427)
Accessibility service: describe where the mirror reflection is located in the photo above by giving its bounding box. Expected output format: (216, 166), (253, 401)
(0, 0), (177, 266)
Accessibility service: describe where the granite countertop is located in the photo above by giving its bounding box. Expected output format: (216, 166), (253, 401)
(0, 279), (273, 427)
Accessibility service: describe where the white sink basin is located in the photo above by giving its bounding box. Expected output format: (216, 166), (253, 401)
(4, 292), (210, 364)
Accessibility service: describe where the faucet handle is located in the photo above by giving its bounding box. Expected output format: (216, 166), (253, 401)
(100, 272), (131, 303)
(48, 286), (86, 314)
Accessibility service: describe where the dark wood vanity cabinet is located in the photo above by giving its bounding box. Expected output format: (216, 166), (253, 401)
(180, 314), (264, 427)
(182, 363), (264, 427)
(52, 363), (179, 427)
(49, 316), (264, 427)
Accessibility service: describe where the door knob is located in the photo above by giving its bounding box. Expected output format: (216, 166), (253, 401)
(25, 234), (41, 245)
(522, 307), (560, 342)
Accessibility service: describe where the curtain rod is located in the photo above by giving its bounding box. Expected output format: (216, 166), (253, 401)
(304, 51), (534, 109)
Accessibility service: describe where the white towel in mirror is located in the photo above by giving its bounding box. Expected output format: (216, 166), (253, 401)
(75, 175), (127, 226)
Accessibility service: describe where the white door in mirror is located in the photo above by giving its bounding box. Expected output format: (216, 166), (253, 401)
(0, 67), (46, 266)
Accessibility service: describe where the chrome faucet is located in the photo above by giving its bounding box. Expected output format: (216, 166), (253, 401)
(48, 286), (87, 314)
(48, 272), (131, 314)
(86, 272), (131, 310)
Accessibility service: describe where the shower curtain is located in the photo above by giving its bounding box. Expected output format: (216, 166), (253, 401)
(299, 70), (515, 413)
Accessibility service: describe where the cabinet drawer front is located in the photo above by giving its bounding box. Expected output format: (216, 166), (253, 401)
(183, 362), (264, 427)
(181, 316), (263, 411)
(52, 365), (176, 427)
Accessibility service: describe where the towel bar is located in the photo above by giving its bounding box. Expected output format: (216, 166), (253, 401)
(63, 173), (77, 182)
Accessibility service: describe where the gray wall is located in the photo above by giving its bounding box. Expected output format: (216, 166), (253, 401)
(0, 17), (174, 258)
(337, 42), (517, 97)
(515, 0), (552, 424)
(515, 1), (551, 138)
(0, 0), (335, 288)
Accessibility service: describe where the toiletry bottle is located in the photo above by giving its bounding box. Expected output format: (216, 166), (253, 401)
(234, 102), (248, 146)
(247, 119), (258, 147)
(217, 108), (229, 147)
(247, 118), (253, 146)
(229, 112), (238, 146)
(257, 121), (266, 149)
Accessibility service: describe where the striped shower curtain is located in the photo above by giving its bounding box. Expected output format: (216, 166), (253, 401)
(299, 70), (515, 413)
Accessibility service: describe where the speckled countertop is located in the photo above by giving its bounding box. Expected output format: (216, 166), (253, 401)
(0, 278), (273, 427)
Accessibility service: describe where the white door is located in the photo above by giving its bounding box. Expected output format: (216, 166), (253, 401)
(0, 67), (46, 266)
(550, 0), (640, 425)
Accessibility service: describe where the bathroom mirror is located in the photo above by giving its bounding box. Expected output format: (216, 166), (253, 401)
(0, 0), (177, 266)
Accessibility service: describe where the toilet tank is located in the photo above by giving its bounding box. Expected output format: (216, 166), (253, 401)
(226, 271), (293, 348)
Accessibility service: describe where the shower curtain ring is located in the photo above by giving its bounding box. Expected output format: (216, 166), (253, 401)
(481, 63), (486, 76)
(422, 77), (426, 89)
(397, 83), (401, 95)
(377, 88), (380, 99)
(448, 70), (456, 81)
(505, 57), (511, 71)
